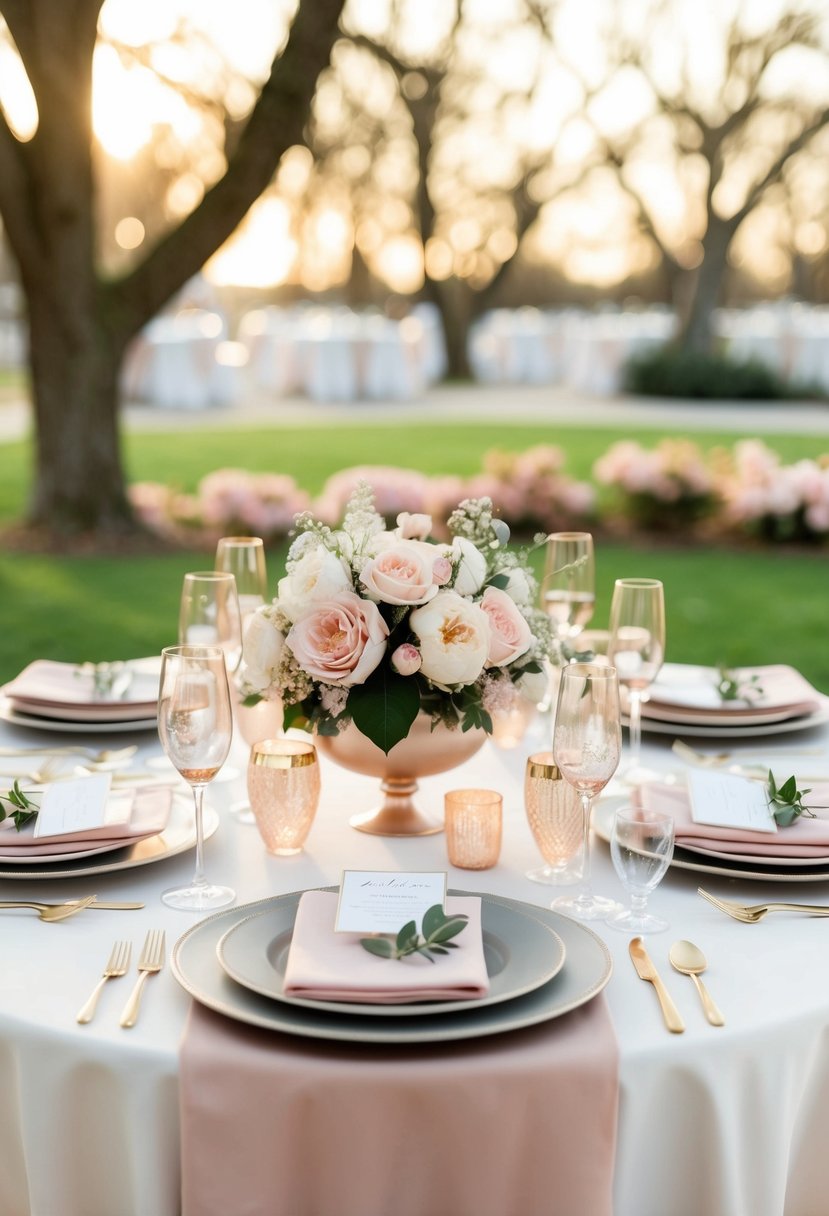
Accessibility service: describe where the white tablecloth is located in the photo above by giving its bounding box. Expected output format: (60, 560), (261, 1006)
(2, 712), (829, 1216)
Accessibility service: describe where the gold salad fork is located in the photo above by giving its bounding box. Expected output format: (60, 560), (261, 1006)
(120, 930), (166, 1028)
(76, 940), (132, 1024)
(698, 887), (829, 923)
(0, 895), (98, 923)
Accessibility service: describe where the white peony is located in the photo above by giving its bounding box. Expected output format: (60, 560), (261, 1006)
(498, 566), (533, 605)
(277, 548), (353, 623)
(409, 590), (490, 687)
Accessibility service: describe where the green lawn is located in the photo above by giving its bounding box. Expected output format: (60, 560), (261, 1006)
(0, 416), (826, 691)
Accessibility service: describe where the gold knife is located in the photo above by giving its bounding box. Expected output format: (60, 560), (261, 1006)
(629, 936), (685, 1034)
(0, 900), (144, 911)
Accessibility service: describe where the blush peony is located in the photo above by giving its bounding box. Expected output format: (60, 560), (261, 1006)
(480, 586), (534, 667)
(287, 592), (388, 687)
(409, 590), (490, 687)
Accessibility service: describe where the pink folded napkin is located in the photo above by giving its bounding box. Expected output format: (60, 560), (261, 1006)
(4, 658), (158, 711)
(636, 781), (829, 858)
(0, 786), (172, 856)
(179, 995), (619, 1216)
(645, 664), (822, 720)
(283, 890), (490, 1003)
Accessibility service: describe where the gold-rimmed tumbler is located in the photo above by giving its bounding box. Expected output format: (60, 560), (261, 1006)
(524, 752), (584, 885)
(247, 739), (320, 855)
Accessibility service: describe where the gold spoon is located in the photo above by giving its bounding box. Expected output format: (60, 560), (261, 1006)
(0, 895), (98, 923)
(669, 940), (725, 1026)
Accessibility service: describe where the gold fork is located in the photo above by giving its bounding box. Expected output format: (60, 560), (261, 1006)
(698, 887), (829, 923)
(0, 895), (98, 923)
(119, 930), (166, 1028)
(76, 940), (132, 1023)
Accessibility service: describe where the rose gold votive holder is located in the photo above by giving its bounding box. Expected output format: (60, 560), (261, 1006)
(444, 788), (503, 870)
(247, 739), (320, 856)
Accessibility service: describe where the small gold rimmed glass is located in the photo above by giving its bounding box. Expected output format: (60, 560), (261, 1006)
(158, 644), (234, 910)
(524, 751), (583, 885)
(247, 739), (321, 855)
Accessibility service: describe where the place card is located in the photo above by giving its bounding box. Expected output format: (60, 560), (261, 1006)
(32, 773), (118, 839)
(335, 870), (447, 934)
(687, 768), (777, 834)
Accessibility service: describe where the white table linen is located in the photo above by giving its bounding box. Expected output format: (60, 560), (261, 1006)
(2, 712), (829, 1216)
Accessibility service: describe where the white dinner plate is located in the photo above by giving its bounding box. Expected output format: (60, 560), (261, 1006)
(216, 897), (565, 1018)
(0, 698), (158, 734)
(632, 701), (829, 740)
(593, 796), (829, 883)
(5, 696), (158, 724)
(172, 888), (612, 1045)
(0, 794), (218, 880)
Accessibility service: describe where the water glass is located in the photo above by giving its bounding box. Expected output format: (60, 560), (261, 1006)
(215, 536), (268, 629)
(524, 752), (583, 885)
(247, 739), (320, 855)
(606, 806), (675, 934)
(179, 570), (243, 674)
(444, 789), (502, 870)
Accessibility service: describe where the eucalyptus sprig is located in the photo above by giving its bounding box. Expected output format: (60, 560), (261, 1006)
(716, 664), (764, 704)
(0, 780), (40, 832)
(766, 770), (829, 827)
(360, 904), (469, 964)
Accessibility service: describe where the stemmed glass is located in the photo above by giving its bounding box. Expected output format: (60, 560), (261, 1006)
(551, 663), (622, 920)
(179, 570), (243, 675)
(215, 536), (268, 632)
(607, 807), (674, 933)
(541, 532), (595, 658)
(157, 645), (235, 910)
(607, 578), (666, 784)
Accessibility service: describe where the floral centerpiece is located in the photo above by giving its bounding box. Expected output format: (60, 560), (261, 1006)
(241, 485), (552, 755)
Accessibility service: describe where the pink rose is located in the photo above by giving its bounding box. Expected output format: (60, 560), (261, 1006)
(360, 541), (439, 606)
(432, 556), (453, 585)
(480, 586), (533, 667)
(391, 643), (422, 676)
(396, 512), (432, 540)
(287, 591), (388, 687)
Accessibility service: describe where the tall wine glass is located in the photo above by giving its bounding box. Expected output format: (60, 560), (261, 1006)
(607, 578), (666, 784)
(179, 570), (243, 674)
(215, 536), (268, 632)
(157, 645), (235, 910)
(551, 663), (622, 920)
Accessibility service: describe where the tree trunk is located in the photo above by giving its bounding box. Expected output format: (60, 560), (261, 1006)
(676, 220), (734, 355)
(26, 293), (130, 532)
(426, 276), (473, 379)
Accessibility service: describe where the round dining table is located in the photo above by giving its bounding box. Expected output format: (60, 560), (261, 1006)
(2, 706), (829, 1216)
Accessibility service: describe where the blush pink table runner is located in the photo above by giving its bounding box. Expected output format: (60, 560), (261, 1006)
(179, 994), (618, 1216)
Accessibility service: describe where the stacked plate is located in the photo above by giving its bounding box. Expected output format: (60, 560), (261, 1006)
(633, 662), (829, 739)
(1, 657), (161, 733)
(172, 887), (613, 1045)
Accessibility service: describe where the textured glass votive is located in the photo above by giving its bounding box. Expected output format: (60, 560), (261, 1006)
(247, 739), (320, 856)
(444, 789), (502, 870)
(524, 752), (584, 885)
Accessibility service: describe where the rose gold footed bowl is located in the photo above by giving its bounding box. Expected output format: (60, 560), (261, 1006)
(315, 714), (486, 837)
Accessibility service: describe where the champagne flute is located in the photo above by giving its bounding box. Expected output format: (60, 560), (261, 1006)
(541, 532), (595, 656)
(179, 570), (243, 674)
(607, 578), (666, 784)
(607, 806), (674, 933)
(157, 645), (235, 910)
(551, 663), (622, 920)
(215, 536), (268, 632)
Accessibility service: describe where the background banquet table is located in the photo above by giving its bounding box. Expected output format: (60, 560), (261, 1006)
(2, 710), (829, 1216)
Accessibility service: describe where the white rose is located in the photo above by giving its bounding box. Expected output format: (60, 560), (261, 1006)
(451, 537), (487, 596)
(516, 668), (548, 706)
(498, 566), (533, 606)
(396, 512), (432, 540)
(277, 549), (352, 622)
(410, 590), (490, 687)
(241, 608), (285, 693)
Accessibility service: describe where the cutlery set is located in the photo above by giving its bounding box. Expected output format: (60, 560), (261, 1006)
(77, 929), (166, 1028)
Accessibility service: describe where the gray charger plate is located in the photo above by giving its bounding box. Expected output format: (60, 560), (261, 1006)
(172, 887), (612, 1045)
(216, 896), (565, 1017)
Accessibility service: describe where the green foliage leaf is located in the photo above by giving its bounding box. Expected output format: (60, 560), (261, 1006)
(421, 903), (447, 939)
(242, 693), (263, 708)
(360, 937), (394, 958)
(429, 916), (469, 944)
(349, 668), (420, 754)
(396, 920), (418, 951)
(767, 769), (819, 826)
(282, 701), (310, 732)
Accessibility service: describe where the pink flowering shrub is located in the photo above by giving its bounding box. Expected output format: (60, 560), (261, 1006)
(714, 440), (829, 541)
(593, 439), (716, 532)
(196, 470), (311, 538)
(314, 466), (435, 527)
